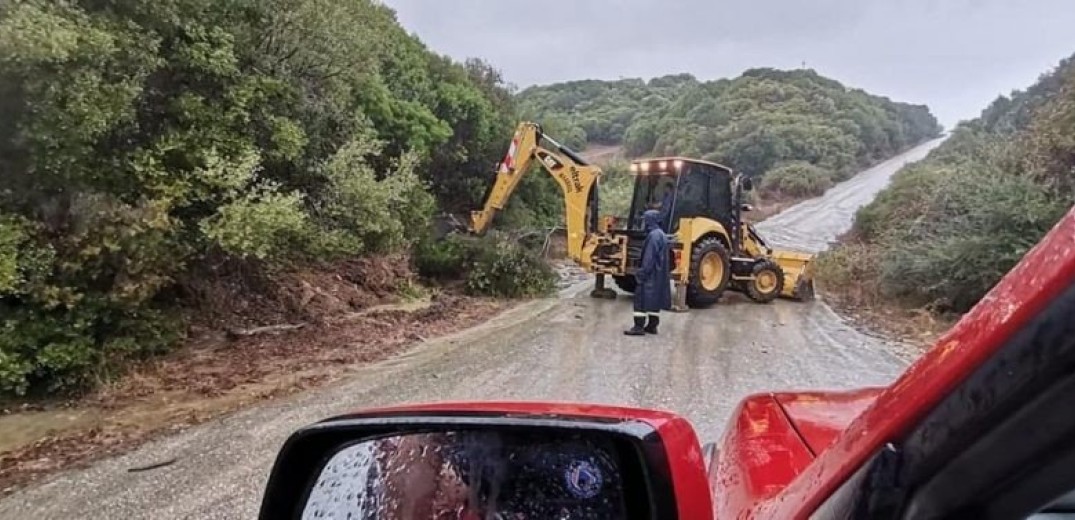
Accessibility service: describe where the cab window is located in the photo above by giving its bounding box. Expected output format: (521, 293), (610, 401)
(671, 164), (710, 222)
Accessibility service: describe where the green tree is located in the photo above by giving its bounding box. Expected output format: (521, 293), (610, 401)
(519, 68), (942, 185)
(0, 0), (519, 395)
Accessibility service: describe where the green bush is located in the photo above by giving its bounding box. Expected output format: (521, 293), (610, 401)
(761, 161), (834, 197)
(0, 219), (22, 293)
(201, 188), (311, 262)
(814, 242), (882, 304)
(851, 162), (945, 241)
(0, 216), (52, 297)
(320, 138), (435, 255)
(837, 159), (1069, 314)
(0, 300), (178, 396)
(874, 166), (1066, 311)
(413, 235), (468, 280)
(465, 237), (556, 298)
(413, 234), (556, 298)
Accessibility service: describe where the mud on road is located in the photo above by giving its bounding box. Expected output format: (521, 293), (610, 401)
(0, 139), (945, 520)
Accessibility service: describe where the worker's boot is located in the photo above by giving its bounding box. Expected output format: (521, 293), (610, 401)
(644, 314), (660, 335)
(624, 315), (646, 336)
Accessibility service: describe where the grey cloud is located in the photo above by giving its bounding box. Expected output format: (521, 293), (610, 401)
(384, 0), (1075, 127)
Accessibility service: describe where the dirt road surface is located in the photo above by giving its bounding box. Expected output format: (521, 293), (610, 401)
(755, 139), (944, 254)
(0, 139), (944, 519)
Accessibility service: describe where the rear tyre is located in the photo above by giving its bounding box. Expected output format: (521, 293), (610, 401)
(746, 260), (784, 304)
(613, 275), (637, 294)
(686, 237), (731, 307)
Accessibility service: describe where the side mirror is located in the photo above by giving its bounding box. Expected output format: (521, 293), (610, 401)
(739, 177), (754, 192)
(741, 204), (754, 212)
(258, 402), (712, 520)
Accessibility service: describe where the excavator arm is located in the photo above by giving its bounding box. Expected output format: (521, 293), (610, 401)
(470, 122), (603, 264)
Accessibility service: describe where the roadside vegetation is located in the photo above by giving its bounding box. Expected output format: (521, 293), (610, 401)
(0, 0), (558, 398)
(819, 54), (1075, 320)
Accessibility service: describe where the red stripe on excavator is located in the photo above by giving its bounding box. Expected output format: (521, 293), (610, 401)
(500, 136), (519, 174)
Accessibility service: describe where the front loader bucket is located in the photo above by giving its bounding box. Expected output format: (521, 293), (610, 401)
(773, 250), (816, 301)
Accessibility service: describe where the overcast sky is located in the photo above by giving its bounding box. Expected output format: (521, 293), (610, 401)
(382, 0), (1075, 129)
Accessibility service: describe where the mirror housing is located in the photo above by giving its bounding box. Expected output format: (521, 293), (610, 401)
(739, 176), (754, 192)
(258, 402), (712, 520)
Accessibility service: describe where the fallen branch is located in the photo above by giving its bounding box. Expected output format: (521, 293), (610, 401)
(127, 458), (177, 473)
(542, 226), (565, 257)
(225, 323), (306, 340)
(329, 313), (395, 328)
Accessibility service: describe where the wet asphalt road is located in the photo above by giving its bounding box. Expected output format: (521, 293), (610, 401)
(0, 139), (945, 519)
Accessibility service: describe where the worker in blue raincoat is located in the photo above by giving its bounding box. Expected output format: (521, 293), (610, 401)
(625, 209), (672, 336)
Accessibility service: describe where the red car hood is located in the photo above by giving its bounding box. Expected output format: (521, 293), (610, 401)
(711, 387), (884, 520)
(774, 388), (885, 455)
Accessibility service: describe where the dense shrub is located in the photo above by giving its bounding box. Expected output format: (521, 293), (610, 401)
(414, 234), (556, 298)
(318, 139), (435, 256)
(823, 54), (1075, 314)
(874, 166), (1066, 311)
(814, 241), (883, 304)
(464, 237), (556, 298)
(0, 304), (178, 396)
(760, 161), (834, 197)
(201, 189), (312, 262)
(413, 235), (469, 280)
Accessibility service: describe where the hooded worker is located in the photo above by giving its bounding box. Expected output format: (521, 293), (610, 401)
(625, 209), (672, 336)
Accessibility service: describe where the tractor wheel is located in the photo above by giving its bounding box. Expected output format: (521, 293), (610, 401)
(746, 260), (784, 304)
(686, 237), (731, 307)
(613, 275), (637, 294)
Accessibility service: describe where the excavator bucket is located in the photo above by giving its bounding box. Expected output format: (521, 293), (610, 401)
(773, 250), (816, 301)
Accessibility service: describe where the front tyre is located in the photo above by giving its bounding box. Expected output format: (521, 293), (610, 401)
(746, 260), (784, 303)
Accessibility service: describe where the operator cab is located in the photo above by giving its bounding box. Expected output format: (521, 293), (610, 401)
(618, 157), (746, 276)
(626, 157), (737, 235)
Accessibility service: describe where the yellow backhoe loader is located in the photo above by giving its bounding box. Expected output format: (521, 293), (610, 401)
(469, 122), (815, 308)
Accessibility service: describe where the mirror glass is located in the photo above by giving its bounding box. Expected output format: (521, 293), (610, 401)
(301, 430), (630, 519)
(740, 176), (754, 191)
